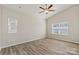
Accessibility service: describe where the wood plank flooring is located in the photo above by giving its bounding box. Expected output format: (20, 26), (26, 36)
(0, 38), (79, 55)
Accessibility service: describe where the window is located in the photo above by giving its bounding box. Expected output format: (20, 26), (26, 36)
(8, 17), (17, 33)
(52, 22), (68, 35)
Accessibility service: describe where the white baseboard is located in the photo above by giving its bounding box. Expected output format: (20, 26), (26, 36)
(1, 37), (46, 49)
(48, 37), (79, 44)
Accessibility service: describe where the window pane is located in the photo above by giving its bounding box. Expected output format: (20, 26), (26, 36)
(52, 22), (68, 35)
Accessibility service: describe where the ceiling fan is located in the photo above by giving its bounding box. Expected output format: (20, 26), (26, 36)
(39, 4), (55, 14)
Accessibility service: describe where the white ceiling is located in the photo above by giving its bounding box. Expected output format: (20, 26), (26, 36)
(2, 4), (74, 19)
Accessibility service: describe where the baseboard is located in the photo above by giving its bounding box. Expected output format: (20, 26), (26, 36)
(1, 37), (46, 49)
(47, 37), (79, 45)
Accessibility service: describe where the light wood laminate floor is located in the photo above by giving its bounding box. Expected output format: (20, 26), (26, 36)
(0, 39), (79, 55)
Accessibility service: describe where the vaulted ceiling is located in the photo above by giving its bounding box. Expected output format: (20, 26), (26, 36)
(2, 4), (74, 19)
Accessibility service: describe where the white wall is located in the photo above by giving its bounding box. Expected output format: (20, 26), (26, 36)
(0, 6), (46, 48)
(0, 6), (2, 49)
(47, 5), (79, 43)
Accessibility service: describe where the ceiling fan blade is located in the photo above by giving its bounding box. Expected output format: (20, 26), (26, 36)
(48, 5), (53, 9)
(49, 10), (55, 11)
(39, 7), (45, 10)
(39, 11), (44, 13)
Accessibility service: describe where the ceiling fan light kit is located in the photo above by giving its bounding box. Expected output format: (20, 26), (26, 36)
(44, 10), (49, 14)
